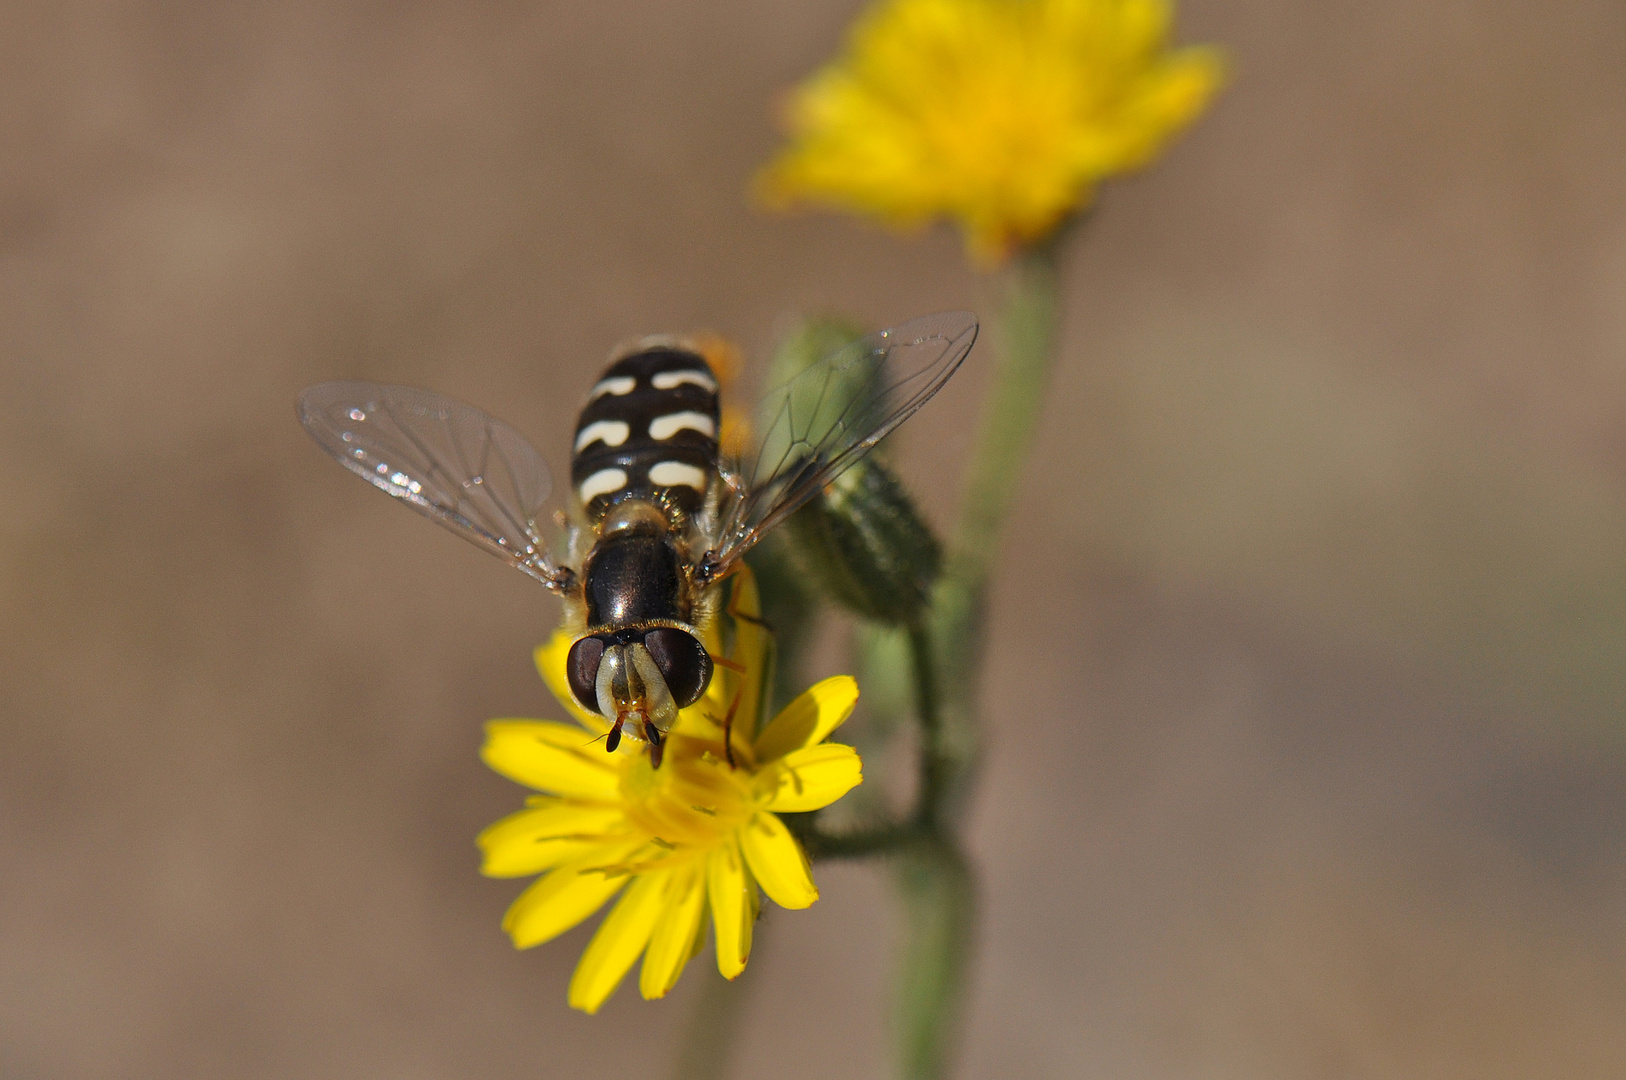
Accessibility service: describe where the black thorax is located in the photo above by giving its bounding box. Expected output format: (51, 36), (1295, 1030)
(582, 530), (684, 630)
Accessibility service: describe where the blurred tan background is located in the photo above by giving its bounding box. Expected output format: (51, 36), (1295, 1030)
(4, 1), (1626, 1076)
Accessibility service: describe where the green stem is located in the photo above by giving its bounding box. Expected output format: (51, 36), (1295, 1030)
(952, 242), (1061, 582)
(894, 835), (976, 1080)
(890, 242), (1063, 1080)
(784, 239), (1064, 1080)
(912, 242), (1063, 834)
(908, 622), (945, 828)
(667, 946), (759, 1080)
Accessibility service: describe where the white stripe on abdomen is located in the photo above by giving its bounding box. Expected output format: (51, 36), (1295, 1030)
(648, 461), (708, 490)
(650, 369), (718, 393)
(588, 375), (636, 401)
(575, 419), (631, 451)
(578, 468), (628, 502)
(647, 411), (716, 441)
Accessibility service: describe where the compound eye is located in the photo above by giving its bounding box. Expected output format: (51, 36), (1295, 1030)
(566, 636), (607, 714)
(641, 627), (713, 709)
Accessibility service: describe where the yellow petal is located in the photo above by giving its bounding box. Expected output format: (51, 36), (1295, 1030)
(755, 743), (863, 813)
(476, 802), (628, 878)
(481, 720), (621, 800)
(751, 675), (859, 763)
(501, 845), (635, 949)
(535, 632), (611, 735)
(568, 868), (669, 1014)
(739, 811), (818, 910)
(639, 864), (708, 1000)
(707, 836), (757, 979)
(1114, 47), (1228, 166)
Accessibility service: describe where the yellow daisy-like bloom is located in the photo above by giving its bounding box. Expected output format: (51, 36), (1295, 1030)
(478, 568), (862, 1013)
(757, 0), (1227, 264)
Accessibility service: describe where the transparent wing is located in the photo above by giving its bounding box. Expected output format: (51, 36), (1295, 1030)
(298, 381), (570, 591)
(706, 311), (978, 578)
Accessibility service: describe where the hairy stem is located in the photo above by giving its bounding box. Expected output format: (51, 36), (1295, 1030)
(908, 621), (945, 828)
(892, 242), (1063, 1079)
(952, 242), (1062, 583)
(894, 835), (976, 1080)
(789, 240), (1064, 1080)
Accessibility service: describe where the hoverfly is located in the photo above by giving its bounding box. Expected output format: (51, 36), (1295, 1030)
(299, 312), (978, 767)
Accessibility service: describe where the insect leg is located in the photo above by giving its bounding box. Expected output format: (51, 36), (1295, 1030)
(718, 687), (742, 769)
(723, 578), (774, 631)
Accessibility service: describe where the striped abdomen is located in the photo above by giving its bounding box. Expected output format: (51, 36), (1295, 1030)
(571, 345), (720, 520)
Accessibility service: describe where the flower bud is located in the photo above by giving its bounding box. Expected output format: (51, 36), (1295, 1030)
(788, 454), (941, 626)
(763, 317), (944, 626)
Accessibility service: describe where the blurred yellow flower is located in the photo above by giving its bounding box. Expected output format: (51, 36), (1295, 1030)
(758, 0), (1226, 263)
(478, 567), (862, 1014)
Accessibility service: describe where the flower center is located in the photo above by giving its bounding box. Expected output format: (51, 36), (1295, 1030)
(617, 734), (754, 850)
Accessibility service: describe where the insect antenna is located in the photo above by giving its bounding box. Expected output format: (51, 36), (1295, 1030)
(643, 720), (665, 769)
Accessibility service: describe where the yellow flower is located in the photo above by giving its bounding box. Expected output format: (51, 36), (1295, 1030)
(477, 567), (863, 1013)
(757, 0), (1226, 264)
